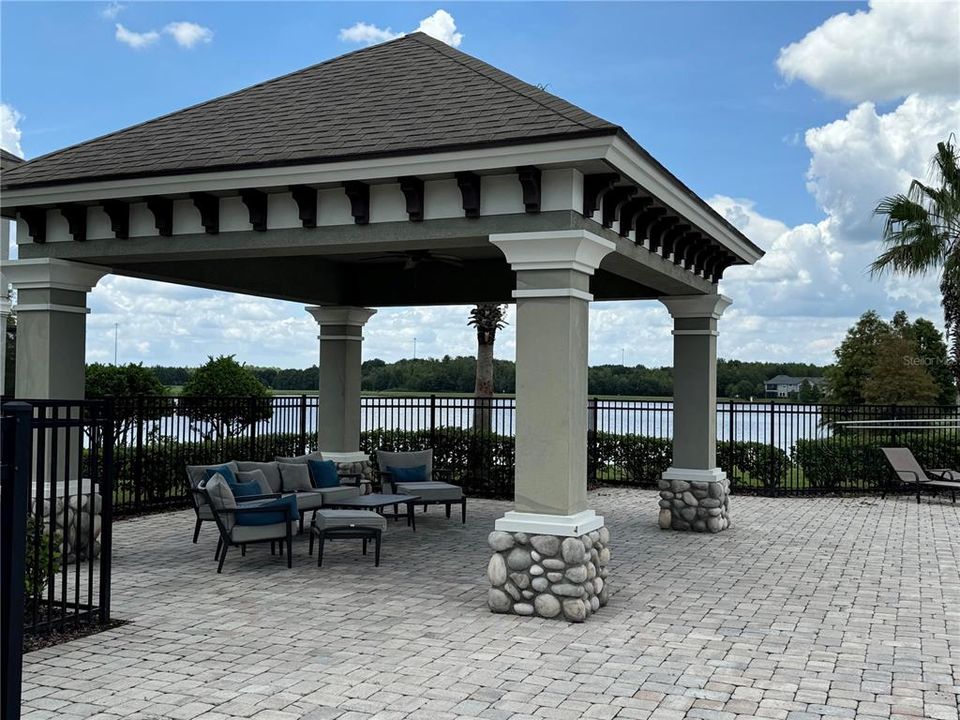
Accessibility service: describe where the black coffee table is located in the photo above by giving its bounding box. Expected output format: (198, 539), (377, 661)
(323, 493), (422, 531)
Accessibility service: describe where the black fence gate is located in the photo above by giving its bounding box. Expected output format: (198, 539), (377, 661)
(1, 399), (114, 720)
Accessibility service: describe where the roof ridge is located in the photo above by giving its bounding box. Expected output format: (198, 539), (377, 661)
(4, 34), (419, 178)
(407, 33), (617, 132)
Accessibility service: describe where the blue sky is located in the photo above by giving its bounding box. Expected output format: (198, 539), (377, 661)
(2, 2), (957, 368)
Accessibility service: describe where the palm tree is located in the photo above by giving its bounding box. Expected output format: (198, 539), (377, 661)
(872, 137), (960, 397)
(468, 303), (507, 431)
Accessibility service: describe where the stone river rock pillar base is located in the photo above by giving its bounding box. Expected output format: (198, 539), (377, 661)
(658, 468), (730, 532)
(487, 526), (610, 622)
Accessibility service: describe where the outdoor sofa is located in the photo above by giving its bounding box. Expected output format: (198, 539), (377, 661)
(186, 452), (363, 541)
(375, 449), (467, 523)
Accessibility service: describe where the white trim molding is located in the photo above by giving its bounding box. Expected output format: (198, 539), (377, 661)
(14, 303), (91, 315)
(606, 136), (764, 264)
(318, 334), (364, 342)
(305, 306), (377, 327)
(671, 329), (718, 336)
(490, 230), (615, 275)
(495, 509), (605, 537)
(2, 136), (615, 208)
(512, 288), (594, 302)
(662, 467), (727, 484)
(0, 258), (110, 293)
(659, 294), (732, 320)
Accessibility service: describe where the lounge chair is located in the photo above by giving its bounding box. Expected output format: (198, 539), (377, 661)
(880, 447), (960, 503)
(375, 449), (466, 523)
(201, 473), (298, 573)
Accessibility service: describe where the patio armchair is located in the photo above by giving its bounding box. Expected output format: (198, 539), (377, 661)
(880, 447), (960, 504)
(375, 449), (466, 523)
(201, 473), (298, 573)
(185, 461), (241, 544)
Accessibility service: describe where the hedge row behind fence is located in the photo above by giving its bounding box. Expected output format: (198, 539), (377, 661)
(102, 428), (959, 516)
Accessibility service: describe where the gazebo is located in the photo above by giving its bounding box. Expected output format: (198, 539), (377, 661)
(0, 33), (762, 620)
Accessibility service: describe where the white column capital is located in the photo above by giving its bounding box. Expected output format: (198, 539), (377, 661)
(305, 306), (377, 327)
(0, 258), (110, 293)
(659, 293), (732, 320)
(489, 230), (615, 275)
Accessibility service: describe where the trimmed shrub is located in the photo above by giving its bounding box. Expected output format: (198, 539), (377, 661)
(794, 432), (960, 491)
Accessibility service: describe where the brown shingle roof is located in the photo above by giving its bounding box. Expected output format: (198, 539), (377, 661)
(3, 33), (619, 189)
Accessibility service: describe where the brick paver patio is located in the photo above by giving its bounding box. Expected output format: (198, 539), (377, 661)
(19, 489), (960, 720)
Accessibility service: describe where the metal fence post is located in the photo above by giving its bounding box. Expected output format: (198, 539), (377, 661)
(769, 402), (776, 495)
(2, 401), (33, 720)
(99, 399), (115, 624)
(429, 394), (437, 448)
(299, 394), (308, 454)
(134, 395), (144, 513)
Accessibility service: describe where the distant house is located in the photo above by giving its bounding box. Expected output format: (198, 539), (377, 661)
(764, 375), (827, 398)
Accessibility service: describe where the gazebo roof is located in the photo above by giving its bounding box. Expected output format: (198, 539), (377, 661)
(3, 33), (619, 189)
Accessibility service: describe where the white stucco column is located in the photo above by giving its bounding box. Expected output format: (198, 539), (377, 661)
(486, 230), (614, 622)
(1, 259), (109, 399)
(305, 306), (376, 452)
(0, 294), (11, 397)
(658, 293), (732, 532)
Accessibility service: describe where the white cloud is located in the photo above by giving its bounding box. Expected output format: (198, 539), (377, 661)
(339, 9), (462, 48)
(100, 2), (124, 20)
(115, 23), (159, 49)
(805, 94), (960, 242)
(776, 0), (960, 103)
(164, 21), (214, 48)
(338, 21), (401, 46)
(414, 10), (463, 48)
(0, 103), (24, 157)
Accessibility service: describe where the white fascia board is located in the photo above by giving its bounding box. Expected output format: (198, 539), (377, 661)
(605, 136), (763, 265)
(1, 136), (616, 208)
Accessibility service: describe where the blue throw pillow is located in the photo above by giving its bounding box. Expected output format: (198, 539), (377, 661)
(308, 459), (340, 488)
(236, 495), (299, 526)
(204, 464), (238, 485)
(388, 465), (428, 483)
(228, 480), (263, 499)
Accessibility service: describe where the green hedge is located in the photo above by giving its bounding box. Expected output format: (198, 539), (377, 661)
(793, 432), (960, 491)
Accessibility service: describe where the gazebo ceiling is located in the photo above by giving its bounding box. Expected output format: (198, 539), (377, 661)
(1, 33), (762, 304)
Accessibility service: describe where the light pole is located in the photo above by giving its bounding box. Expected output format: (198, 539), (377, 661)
(413, 337), (417, 360)
(114, 323), (119, 365)
(621, 348), (625, 366)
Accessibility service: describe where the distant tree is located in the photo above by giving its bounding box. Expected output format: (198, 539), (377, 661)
(85, 362), (167, 440)
(906, 317), (955, 404)
(872, 137), (960, 396)
(797, 380), (823, 404)
(862, 334), (939, 405)
(180, 355), (272, 438)
(729, 379), (758, 400)
(825, 311), (891, 404)
(468, 304), (507, 430)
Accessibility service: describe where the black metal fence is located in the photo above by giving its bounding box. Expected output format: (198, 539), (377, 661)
(1, 399), (115, 719)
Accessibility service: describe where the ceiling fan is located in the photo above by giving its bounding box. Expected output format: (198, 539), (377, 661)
(358, 249), (464, 271)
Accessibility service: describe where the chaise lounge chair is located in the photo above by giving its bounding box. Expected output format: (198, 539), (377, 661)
(881, 447), (960, 504)
(375, 449), (466, 523)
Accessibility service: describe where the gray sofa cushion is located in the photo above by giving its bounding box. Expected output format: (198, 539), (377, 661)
(377, 449), (434, 482)
(235, 469), (271, 496)
(395, 481), (462, 502)
(312, 509), (387, 532)
(235, 461), (282, 493)
(186, 461), (240, 507)
(278, 463), (313, 492)
(291, 490), (325, 511)
(315, 485), (361, 504)
(230, 521), (297, 543)
(203, 473), (237, 531)
(275, 451), (324, 465)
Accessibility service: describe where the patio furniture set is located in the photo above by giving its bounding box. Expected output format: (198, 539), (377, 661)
(184, 449), (466, 573)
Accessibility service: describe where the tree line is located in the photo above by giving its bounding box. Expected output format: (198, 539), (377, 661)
(145, 356), (828, 399)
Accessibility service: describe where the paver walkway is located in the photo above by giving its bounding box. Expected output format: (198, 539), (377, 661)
(20, 489), (960, 720)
